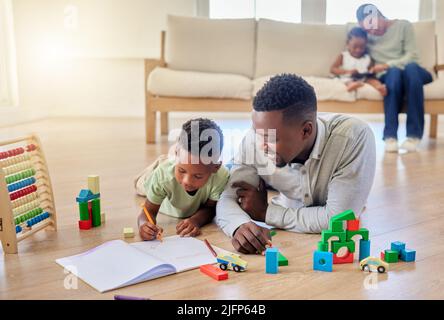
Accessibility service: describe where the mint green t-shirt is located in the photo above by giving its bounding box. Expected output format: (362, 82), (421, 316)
(144, 159), (229, 218)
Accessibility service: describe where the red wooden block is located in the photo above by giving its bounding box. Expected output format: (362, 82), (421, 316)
(380, 251), (385, 260)
(200, 264), (228, 281)
(346, 219), (360, 231)
(79, 220), (92, 230)
(333, 252), (354, 264)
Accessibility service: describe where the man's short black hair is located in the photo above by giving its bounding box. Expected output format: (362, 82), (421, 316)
(356, 3), (385, 22)
(253, 74), (317, 123)
(347, 26), (368, 42)
(178, 118), (224, 159)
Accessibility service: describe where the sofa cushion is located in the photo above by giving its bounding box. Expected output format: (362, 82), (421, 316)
(253, 76), (355, 102)
(424, 78), (444, 100)
(255, 19), (347, 78)
(148, 67), (253, 100)
(356, 84), (383, 101)
(413, 21), (436, 75)
(166, 15), (256, 78)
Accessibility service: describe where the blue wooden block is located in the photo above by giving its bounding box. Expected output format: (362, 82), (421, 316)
(76, 189), (100, 203)
(391, 241), (406, 253)
(265, 247), (279, 274)
(359, 239), (371, 261)
(313, 250), (333, 272)
(400, 248), (416, 262)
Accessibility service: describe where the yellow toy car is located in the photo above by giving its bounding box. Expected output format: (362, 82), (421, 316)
(360, 256), (389, 273)
(217, 253), (248, 272)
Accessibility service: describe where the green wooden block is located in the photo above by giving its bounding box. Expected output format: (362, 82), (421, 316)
(270, 230), (277, 237)
(346, 228), (369, 241)
(317, 241), (329, 252)
(78, 202), (89, 221)
(331, 209), (356, 223)
(278, 252), (288, 266)
(329, 220), (344, 232)
(331, 240), (356, 254)
(384, 250), (399, 263)
(321, 230), (346, 243)
(91, 198), (101, 227)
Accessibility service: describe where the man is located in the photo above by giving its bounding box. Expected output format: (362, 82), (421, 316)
(357, 3), (433, 152)
(216, 74), (376, 254)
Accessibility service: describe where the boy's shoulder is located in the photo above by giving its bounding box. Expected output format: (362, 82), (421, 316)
(208, 165), (230, 185)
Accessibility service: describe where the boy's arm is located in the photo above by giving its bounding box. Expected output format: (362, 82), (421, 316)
(137, 199), (161, 227)
(189, 199), (217, 227)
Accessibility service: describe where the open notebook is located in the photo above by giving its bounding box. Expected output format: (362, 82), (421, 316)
(55, 236), (218, 293)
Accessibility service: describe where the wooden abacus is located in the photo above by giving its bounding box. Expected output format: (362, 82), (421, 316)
(0, 135), (57, 254)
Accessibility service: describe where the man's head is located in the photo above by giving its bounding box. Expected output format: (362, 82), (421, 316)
(356, 3), (387, 36)
(252, 74), (317, 168)
(175, 118), (223, 193)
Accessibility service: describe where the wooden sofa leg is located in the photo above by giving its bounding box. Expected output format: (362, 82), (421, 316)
(160, 112), (169, 135)
(430, 114), (438, 139)
(146, 97), (156, 143)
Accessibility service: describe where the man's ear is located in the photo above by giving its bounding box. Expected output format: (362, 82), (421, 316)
(302, 121), (313, 139)
(211, 162), (222, 173)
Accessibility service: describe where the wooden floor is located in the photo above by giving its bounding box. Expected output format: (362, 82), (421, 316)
(1, 115), (444, 300)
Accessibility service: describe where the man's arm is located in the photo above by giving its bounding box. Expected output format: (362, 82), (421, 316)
(386, 21), (419, 69)
(265, 125), (376, 233)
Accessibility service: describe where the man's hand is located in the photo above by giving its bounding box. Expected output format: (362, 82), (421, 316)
(232, 179), (268, 222)
(370, 64), (389, 74)
(232, 222), (271, 254)
(176, 218), (201, 237)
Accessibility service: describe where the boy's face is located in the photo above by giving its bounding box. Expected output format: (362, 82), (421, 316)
(174, 150), (220, 193)
(347, 37), (367, 59)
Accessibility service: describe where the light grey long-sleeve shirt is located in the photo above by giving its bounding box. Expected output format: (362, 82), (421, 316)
(216, 113), (376, 237)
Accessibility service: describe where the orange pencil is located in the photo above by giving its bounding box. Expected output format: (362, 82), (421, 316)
(140, 202), (163, 242)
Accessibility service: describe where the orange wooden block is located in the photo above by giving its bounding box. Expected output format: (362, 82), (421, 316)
(380, 251), (385, 260)
(200, 264), (228, 281)
(333, 252), (354, 264)
(347, 219), (360, 231)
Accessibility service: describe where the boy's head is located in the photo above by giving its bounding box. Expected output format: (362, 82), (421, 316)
(347, 27), (368, 59)
(175, 118), (224, 193)
(356, 3), (387, 36)
(252, 74), (317, 168)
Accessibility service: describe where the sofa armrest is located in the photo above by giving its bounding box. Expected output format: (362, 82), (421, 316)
(434, 64), (444, 74)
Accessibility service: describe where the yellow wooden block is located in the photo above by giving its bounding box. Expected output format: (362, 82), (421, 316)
(123, 227), (134, 238)
(88, 175), (100, 194)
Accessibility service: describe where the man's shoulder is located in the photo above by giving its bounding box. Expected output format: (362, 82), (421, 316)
(319, 113), (373, 140)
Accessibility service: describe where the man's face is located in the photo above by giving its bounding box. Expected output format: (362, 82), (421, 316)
(252, 110), (308, 167)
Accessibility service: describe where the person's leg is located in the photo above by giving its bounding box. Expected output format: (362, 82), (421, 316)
(365, 78), (387, 96)
(380, 67), (403, 140)
(403, 62), (433, 139)
(346, 80), (365, 92)
(134, 154), (169, 196)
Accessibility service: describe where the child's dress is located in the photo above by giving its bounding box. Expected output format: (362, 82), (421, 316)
(339, 51), (371, 82)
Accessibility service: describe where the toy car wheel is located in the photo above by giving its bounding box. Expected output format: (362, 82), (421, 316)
(377, 266), (386, 274)
(362, 264), (370, 272)
(219, 264), (228, 271)
(233, 265), (241, 272)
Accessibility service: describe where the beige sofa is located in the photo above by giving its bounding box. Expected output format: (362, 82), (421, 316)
(144, 15), (444, 143)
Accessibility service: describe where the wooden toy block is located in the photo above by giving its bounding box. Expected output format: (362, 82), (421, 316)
(359, 239), (371, 261)
(384, 250), (399, 263)
(329, 220), (344, 232)
(87, 175), (100, 195)
(278, 252), (288, 266)
(380, 251), (385, 260)
(400, 249), (416, 262)
(313, 250), (333, 272)
(331, 240), (355, 254)
(321, 230), (346, 243)
(91, 198), (101, 227)
(78, 219), (92, 230)
(346, 219), (360, 231)
(265, 247), (279, 274)
(200, 264), (228, 281)
(76, 189), (99, 203)
(391, 241), (406, 253)
(333, 252), (354, 264)
(101, 212), (105, 223)
(78, 202), (89, 221)
(317, 241), (329, 252)
(346, 228), (369, 241)
(269, 230), (277, 237)
(330, 209), (356, 222)
(123, 227), (135, 238)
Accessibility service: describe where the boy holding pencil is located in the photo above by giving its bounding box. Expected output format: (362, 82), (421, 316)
(136, 118), (229, 241)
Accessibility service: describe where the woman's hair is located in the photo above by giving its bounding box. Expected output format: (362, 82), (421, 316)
(347, 27), (368, 43)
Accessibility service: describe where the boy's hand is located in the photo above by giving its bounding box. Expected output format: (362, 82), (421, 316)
(139, 222), (163, 241)
(176, 219), (201, 237)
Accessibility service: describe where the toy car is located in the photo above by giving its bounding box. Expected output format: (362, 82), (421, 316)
(360, 256), (389, 273)
(217, 253), (248, 272)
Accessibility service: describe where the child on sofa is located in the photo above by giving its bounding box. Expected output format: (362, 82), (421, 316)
(135, 118), (229, 240)
(331, 27), (387, 96)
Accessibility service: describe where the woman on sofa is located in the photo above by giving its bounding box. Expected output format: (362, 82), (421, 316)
(356, 4), (433, 153)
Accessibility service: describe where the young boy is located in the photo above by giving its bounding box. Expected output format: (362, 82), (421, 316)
(331, 27), (387, 96)
(136, 118), (229, 240)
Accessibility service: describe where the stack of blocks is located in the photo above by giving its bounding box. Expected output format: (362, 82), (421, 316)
(76, 175), (101, 230)
(380, 241), (416, 263)
(313, 210), (371, 272)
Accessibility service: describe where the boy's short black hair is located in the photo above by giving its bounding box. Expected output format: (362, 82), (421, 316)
(347, 27), (368, 42)
(253, 74), (317, 123)
(178, 118), (224, 160)
(356, 3), (385, 22)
